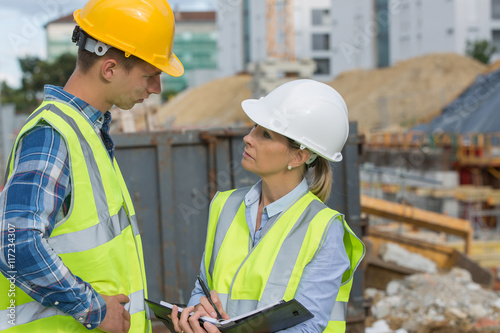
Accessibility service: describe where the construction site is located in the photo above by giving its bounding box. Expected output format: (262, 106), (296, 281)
(2, 0), (500, 332)
(102, 1), (500, 331)
(110, 53), (500, 332)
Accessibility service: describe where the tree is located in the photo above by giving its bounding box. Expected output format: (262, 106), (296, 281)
(466, 39), (497, 65)
(1, 53), (77, 113)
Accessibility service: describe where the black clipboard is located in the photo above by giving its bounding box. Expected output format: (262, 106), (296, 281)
(145, 298), (313, 333)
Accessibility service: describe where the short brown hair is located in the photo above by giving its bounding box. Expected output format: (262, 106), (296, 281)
(77, 47), (146, 73)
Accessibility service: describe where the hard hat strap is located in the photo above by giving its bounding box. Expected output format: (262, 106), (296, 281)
(72, 26), (111, 56)
(306, 152), (318, 166)
(297, 143), (318, 166)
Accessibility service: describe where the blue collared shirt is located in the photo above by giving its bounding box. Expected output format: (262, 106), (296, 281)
(0, 85), (113, 329)
(189, 179), (351, 332)
(244, 178), (310, 245)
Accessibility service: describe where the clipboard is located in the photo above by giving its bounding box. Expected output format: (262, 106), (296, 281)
(145, 298), (314, 333)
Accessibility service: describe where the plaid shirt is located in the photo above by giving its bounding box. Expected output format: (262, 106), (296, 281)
(0, 85), (115, 329)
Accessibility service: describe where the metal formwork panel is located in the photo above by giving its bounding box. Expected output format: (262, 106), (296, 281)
(113, 125), (363, 319)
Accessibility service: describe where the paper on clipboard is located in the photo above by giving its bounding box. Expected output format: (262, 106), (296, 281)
(145, 298), (313, 333)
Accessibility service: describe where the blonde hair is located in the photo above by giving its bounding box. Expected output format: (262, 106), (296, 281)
(306, 157), (332, 202)
(287, 139), (333, 202)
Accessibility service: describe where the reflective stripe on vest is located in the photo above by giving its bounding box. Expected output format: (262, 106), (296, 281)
(0, 102), (149, 332)
(0, 289), (145, 331)
(204, 189), (365, 332)
(47, 207), (140, 253)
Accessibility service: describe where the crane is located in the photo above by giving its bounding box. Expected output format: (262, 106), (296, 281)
(266, 0), (295, 61)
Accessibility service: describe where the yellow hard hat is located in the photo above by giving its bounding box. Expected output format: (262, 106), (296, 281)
(74, 0), (184, 77)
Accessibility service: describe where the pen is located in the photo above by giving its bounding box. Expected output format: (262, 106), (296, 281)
(197, 275), (223, 320)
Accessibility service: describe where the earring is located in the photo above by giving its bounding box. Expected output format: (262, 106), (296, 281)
(287, 165), (292, 170)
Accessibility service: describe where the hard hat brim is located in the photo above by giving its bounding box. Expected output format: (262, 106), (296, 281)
(241, 98), (344, 162)
(162, 53), (184, 77)
(241, 99), (275, 134)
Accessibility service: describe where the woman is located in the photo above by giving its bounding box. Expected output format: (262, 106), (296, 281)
(172, 79), (365, 333)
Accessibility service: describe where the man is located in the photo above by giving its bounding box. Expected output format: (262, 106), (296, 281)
(0, 0), (183, 331)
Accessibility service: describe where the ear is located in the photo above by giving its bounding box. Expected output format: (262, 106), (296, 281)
(289, 149), (310, 169)
(101, 58), (119, 82)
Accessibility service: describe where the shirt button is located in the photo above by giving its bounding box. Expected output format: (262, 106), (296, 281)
(78, 317), (84, 322)
(86, 324), (92, 328)
(54, 301), (59, 305)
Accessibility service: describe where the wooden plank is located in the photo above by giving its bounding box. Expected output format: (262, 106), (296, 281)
(447, 240), (500, 255)
(361, 195), (472, 254)
(472, 258), (500, 269)
(466, 252), (500, 267)
(363, 238), (419, 290)
(366, 230), (455, 269)
(451, 250), (494, 288)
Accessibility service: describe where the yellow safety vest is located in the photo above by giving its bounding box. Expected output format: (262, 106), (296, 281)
(203, 188), (365, 333)
(0, 101), (150, 332)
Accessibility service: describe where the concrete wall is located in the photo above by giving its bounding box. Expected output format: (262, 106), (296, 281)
(248, 0), (267, 64)
(330, 0), (375, 76)
(389, 0), (455, 65)
(216, 0), (245, 77)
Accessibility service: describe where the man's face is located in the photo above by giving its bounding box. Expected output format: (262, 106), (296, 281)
(111, 61), (162, 110)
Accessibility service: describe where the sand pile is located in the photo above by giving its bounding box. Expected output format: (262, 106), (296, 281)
(328, 53), (486, 134)
(154, 53), (486, 134)
(156, 74), (253, 128)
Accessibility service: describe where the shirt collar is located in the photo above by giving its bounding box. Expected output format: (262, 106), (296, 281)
(43, 85), (106, 130)
(244, 178), (309, 218)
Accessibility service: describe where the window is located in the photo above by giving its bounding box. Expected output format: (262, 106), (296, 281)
(312, 33), (330, 50)
(493, 30), (500, 52)
(376, 0), (390, 67)
(314, 58), (330, 75)
(312, 9), (330, 26)
(492, 0), (500, 19)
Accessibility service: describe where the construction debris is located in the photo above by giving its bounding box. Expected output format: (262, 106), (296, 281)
(366, 319), (408, 333)
(379, 242), (437, 274)
(365, 268), (500, 332)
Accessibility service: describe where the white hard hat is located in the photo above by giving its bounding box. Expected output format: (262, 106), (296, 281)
(241, 79), (349, 162)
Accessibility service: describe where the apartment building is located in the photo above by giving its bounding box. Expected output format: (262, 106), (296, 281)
(217, 0), (500, 80)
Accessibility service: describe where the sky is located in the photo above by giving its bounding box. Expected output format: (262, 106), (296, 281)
(0, 0), (215, 88)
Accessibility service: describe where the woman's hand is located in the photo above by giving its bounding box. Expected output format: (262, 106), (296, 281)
(171, 305), (222, 333)
(198, 290), (230, 321)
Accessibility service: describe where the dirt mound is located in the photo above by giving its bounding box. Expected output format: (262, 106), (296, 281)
(156, 74), (253, 128)
(487, 58), (500, 73)
(155, 53), (486, 134)
(327, 53), (486, 135)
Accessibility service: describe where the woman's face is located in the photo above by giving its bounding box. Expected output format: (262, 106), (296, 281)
(241, 124), (292, 177)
